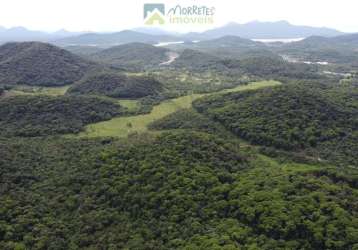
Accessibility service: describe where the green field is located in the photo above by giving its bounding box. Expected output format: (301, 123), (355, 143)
(77, 80), (281, 138)
(116, 99), (140, 112)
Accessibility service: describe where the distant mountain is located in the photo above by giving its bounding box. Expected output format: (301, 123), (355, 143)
(286, 33), (358, 49)
(64, 45), (103, 56)
(89, 42), (169, 70)
(2, 21), (345, 46)
(278, 33), (358, 66)
(132, 27), (179, 36)
(55, 30), (179, 47)
(186, 21), (344, 39)
(195, 36), (262, 47)
(311, 33), (358, 48)
(53, 29), (85, 38)
(330, 33), (358, 44)
(0, 27), (51, 43)
(172, 36), (278, 59)
(0, 42), (97, 86)
(0, 27), (83, 43)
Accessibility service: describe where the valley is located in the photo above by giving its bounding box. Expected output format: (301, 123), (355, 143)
(0, 20), (357, 250)
(75, 80), (281, 138)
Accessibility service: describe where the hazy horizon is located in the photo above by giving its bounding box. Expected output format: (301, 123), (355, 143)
(0, 0), (357, 33)
(0, 20), (353, 35)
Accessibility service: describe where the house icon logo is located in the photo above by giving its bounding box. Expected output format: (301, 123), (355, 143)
(144, 3), (165, 25)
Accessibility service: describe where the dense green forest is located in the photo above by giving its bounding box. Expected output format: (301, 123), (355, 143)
(171, 49), (231, 73)
(169, 48), (322, 82)
(89, 43), (169, 71)
(0, 37), (357, 250)
(173, 36), (280, 60)
(67, 72), (164, 99)
(148, 108), (228, 136)
(193, 82), (358, 166)
(222, 56), (320, 80)
(0, 132), (357, 249)
(0, 42), (97, 86)
(64, 45), (103, 56)
(0, 95), (121, 136)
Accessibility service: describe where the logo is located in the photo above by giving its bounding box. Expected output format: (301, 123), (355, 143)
(144, 4), (166, 25)
(144, 3), (215, 26)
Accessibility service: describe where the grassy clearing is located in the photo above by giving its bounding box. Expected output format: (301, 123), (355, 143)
(78, 94), (201, 138)
(116, 99), (140, 112)
(220, 80), (281, 93)
(76, 80), (281, 138)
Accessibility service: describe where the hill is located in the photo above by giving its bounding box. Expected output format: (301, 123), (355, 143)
(55, 30), (178, 47)
(185, 21), (343, 40)
(171, 49), (230, 72)
(194, 83), (358, 166)
(281, 34), (358, 51)
(223, 56), (320, 80)
(0, 42), (97, 86)
(170, 48), (319, 80)
(195, 35), (263, 48)
(278, 34), (358, 67)
(0, 95), (121, 136)
(0, 26), (83, 44)
(178, 36), (276, 59)
(89, 42), (169, 70)
(67, 72), (163, 98)
(302, 33), (358, 48)
(64, 45), (103, 56)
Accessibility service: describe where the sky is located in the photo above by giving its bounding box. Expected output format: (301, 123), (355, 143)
(0, 0), (357, 33)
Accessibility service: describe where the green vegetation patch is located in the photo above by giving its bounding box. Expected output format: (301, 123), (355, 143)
(0, 42), (96, 86)
(148, 108), (227, 135)
(78, 93), (201, 138)
(67, 72), (164, 98)
(0, 131), (356, 249)
(194, 82), (358, 166)
(89, 42), (169, 71)
(77, 81), (281, 138)
(0, 95), (122, 137)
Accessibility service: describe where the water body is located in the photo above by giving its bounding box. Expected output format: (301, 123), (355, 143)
(155, 41), (185, 47)
(252, 38), (305, 43)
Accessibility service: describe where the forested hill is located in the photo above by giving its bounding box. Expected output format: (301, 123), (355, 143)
(67, 72), (164, 98)
(194, 82), (358, 166)
(0, 95), (121, 137)
(171, 49), (321, 80)
(0, 24), (357, 250)
(0, 42), (97, 86)
(89, 42), (169, 70)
